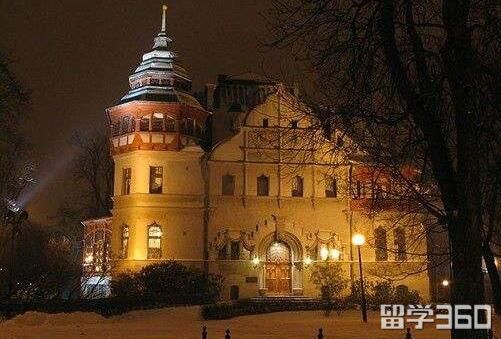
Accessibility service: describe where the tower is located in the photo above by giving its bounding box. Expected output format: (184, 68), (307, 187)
(106, 5), (209, 272)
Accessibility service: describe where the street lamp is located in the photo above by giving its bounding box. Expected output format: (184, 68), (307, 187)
(4, 204), (29, 299)
(352, 232), (367, 323)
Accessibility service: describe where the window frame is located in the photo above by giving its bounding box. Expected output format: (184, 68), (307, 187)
(325, 176), (338, 198)
(222, 174), (235, 196)
(149, 166), (163, 194)
(257, 174), (270, 196)
(394, 227), (407, 261)
(147, 223), (162, 259)
(120, 225), (129, 258)
(291, 175), (304, 197)
(375, 227), (388, 261)
(122, 168), (131, 195)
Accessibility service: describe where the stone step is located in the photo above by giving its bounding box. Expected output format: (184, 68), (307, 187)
(249, 296), (318, 303)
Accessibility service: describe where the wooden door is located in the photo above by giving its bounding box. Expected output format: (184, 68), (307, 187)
(266, 263), (291, 294)
(265, 241), (292, 294)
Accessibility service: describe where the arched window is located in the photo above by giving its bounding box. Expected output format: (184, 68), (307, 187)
(140, 116), (150, 131)
(121, 225), (129, 258)
(165, 116), (176, 132)
(222, 174), (235, 196)
(257, 175), (269, 196)
(375, 227), (388, 261)
(147, 224), (162, 259)
(152, 113), (164, 132)
(291, 176), (304, 197)
(325, 176), (338, 198)
(394, 227), (407, 261)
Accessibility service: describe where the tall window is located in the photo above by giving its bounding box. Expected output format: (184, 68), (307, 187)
(181, 118), (194, 135)
(165, 116), (176, 132)
(394, 227), (407, 261)
(111, 122), (120, 136)
(257, 175), (269, 196)
(325, 176), (338, 198)
(121, 116), (131, 134)
(149, 166), (163, 194)
(140, 116), (150, 131)
(262, 118), (269, 127)
(121, 225), (129, 258)
(222, 174), (235, 196)
(291, 176), (304, 197)
(218, 244), (227, 260)
(291, 120), (298, 128)
(147, 224), (162, 259)
(152, 113), (164, 132)
(372, 183), (383, 199)
(122, 168), (131, 195)
(375, 227), (388, 261)
(230, 241), (240, 260)
(354, 180), (365, 199)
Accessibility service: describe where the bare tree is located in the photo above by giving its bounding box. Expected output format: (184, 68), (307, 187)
(264, 1), (499, 337)
(0, 53), (35, 217)
(70, 131), (114, 218)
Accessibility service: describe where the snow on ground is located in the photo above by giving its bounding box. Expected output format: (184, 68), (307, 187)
(0, 307), (497, 339)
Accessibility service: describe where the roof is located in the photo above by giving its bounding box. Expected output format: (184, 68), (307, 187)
(219, 72), (277, 84)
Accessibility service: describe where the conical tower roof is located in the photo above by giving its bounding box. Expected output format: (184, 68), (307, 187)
(120, 5), (200, 109)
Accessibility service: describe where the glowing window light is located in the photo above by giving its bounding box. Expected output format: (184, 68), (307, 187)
(84, 255), (94, 264)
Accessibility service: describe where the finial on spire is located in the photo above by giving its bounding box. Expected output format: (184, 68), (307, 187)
(161, 4), (168, 32)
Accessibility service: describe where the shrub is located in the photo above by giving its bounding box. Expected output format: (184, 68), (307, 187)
(310, 263), (348, 316)
(347, 280), (422, 310)
(111, 261), (222, 304)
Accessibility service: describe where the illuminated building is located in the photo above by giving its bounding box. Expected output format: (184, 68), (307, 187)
(83, 6), (434, 301)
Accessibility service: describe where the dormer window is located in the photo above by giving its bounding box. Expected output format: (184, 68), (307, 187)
(291, 120), (298, 129)
(262, 118), (269, 128)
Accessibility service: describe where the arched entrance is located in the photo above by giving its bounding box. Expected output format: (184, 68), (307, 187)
(265, 241), (292, 294)
(257, 231), (303, 296)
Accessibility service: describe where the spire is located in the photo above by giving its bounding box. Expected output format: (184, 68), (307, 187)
(161, 5), (167, 32)
(153, 4), (172, 49)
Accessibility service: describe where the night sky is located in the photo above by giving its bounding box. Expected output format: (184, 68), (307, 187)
(0, 0), (293, 223)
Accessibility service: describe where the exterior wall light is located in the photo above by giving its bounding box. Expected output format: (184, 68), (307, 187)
(330, 248), (341, 260)
(304, 256), (312, 266)
(252, 256), (260, 266)
(320, 246), (329, 261)
(442, 279), (450, 287)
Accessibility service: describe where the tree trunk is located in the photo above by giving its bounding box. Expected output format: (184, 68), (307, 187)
(448, 215), (488, 339)
(483, 243), (501, 314)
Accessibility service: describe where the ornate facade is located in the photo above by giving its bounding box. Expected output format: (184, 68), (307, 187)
(84, 6), (438, 301)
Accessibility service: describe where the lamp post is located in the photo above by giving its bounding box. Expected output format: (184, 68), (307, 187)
(352, 233), (367, 323)
(4, 206), (28, 299)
